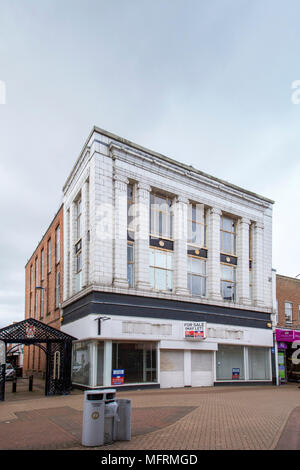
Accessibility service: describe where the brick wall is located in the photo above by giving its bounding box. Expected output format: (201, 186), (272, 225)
(276, 274), (300, 329)
(23, 205), (64, 376)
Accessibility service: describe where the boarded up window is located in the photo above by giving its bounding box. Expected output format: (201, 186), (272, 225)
(160, 350), (184, 371)
(191, 351), (212, 372)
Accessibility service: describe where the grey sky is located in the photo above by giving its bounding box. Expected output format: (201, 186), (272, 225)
(0, 0), (299, 327)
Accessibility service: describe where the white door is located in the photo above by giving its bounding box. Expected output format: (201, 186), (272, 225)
(160, 350), (184, 388)
(191, 350), (214, 387)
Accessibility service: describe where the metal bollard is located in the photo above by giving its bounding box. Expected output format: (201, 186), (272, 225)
(12, 378), (17, 393)
(29, 375), (33, 392)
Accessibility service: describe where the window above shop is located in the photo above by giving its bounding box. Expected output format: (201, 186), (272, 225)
(187, 256), (206, 297)
(187, 203), (206, 247)
(220, 264), (236, 302)
(150, 193), (173, 240)
(149, 248), (173, 292)
(285, 302), (293, 324)
(220, 215), (236, 255)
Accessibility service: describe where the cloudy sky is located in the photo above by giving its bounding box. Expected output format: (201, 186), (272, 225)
(0, 0), (300, 327)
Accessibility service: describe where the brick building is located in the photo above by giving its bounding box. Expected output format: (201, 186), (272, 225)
(23, 205), (64, 376)
(275, 274), (300, 383)
(59, 127), (275, 389)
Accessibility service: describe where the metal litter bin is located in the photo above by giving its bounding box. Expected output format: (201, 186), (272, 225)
(82, 390), (105, 447)
(104, 389), (118, 444)
(114, 398), (132, 441)
(82, 389), (131, 447)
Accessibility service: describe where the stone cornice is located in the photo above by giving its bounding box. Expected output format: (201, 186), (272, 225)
(62, 127), (274, 212)
(109, 142), (272, 212)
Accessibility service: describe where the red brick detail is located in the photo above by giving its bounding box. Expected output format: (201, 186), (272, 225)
(23, 206), (64, 376)
(276, 274), (300, 330)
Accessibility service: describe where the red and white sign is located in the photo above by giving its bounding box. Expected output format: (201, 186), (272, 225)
(184, 322), (206, 340)
(25, 325), (36, 338)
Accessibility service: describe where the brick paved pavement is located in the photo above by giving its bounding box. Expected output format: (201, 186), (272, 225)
(1, 382), (300, 450)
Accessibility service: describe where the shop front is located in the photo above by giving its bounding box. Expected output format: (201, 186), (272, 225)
(71, 339), (158, 389)
(276, 328), (300, 383)
(67, 315), (273, 390)
(62, 291), (274, 390)
(215, 344), (272, 383)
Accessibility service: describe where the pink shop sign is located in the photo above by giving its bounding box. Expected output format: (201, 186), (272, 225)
(276, 329), (300, 342)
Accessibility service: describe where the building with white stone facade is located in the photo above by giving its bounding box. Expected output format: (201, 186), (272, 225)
(61, 126), (275, 389)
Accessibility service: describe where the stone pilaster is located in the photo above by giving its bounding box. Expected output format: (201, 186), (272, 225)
(70, 200), (77, 296)
(174, 195), (189, 296)
(135, 182), (151, 291)
(236, 217), (251, 305)
(81, 179), (90, 289)
(253, 221), (264, 307)
(207, 207), (222, 301)
(113, 173), (129, 288)
(63, 207), (70, 301)
(92, 153), (114, 286)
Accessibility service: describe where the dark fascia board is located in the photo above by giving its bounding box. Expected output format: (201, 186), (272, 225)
(62, 290), (272, 330)
(63, 126), (275, 205)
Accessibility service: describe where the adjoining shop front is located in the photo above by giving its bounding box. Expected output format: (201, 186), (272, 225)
(275, 328), (300, 384)
(61, 292), (274, 389)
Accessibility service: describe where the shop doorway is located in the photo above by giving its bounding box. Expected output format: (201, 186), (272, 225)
(284, 343), (300, 383)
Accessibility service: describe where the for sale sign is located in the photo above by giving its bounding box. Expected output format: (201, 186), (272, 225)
(112, 369), (125, 385)
(184, 322), (206, 340)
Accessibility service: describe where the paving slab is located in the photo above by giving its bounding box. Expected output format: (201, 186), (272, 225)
(1, 383), (300, 450)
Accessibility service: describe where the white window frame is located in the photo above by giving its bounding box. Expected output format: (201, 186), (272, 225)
(220, 215), (236, 255)
(55, 225), (60, 264)
(187, 255), (206, 297)
(149, 248), (173, 292)
(41, 249), (44, 281)
(76, 197), (82, 242)
(56, 271), (60, 309)
(285, 302), (293, 324)
(220, 264), (236, 302)
(187, 203), (206, 247)
(150, 193), (173, 240)
(127, 241), (134, 287)
(47, 238), (51, 273)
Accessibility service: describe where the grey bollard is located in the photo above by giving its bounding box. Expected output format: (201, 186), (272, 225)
(82, 391), (105, 447)
(114, 399), (132, 441)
